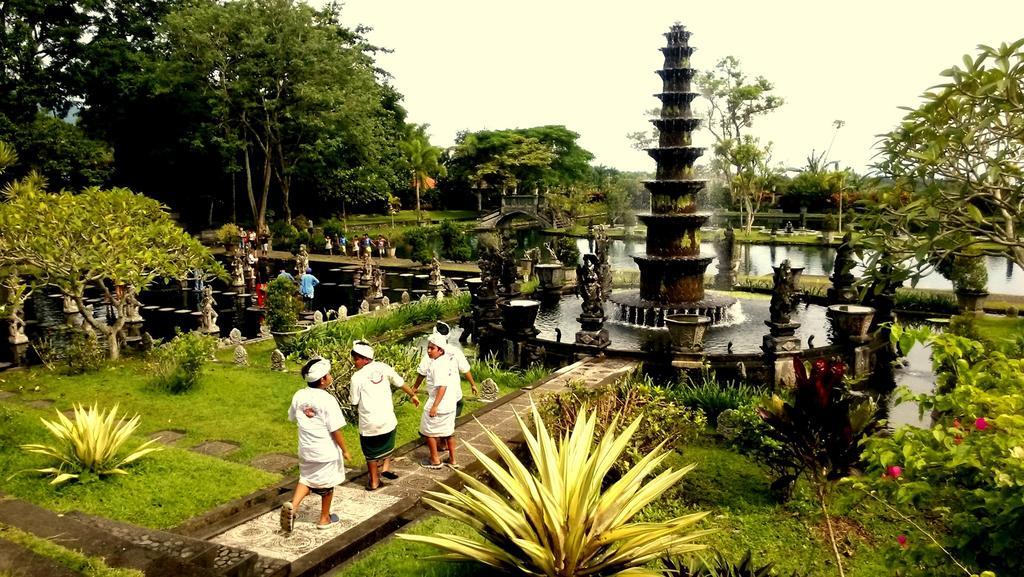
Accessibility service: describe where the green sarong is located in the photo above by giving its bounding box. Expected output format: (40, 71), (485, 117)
(360, 428), (397, 461)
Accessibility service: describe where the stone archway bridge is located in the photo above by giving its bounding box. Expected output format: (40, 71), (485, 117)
(477, 194), (561, 229)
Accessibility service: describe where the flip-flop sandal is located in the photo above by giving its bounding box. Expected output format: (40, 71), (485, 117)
(316, 513), (340, 529)
(445, 462), (461, 470)
(421, 460), (444, 470)
(365, 481), (387, 491)
(381, 471), (399, 480)
(279, 502), (294, 532)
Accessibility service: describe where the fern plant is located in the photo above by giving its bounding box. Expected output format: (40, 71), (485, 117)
(19, 404), (162, 484)
(398, 403), (713, 576)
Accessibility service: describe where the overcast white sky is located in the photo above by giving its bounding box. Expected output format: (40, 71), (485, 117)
(337, 0), (1024, 174)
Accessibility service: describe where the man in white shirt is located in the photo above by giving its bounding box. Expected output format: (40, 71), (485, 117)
(418, 333), (461, 469)
(412, 322), (477, 416)
(280, 358), (352, 532)
(348, 340), (419, 491)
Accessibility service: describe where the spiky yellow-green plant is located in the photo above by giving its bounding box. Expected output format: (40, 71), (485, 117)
(20, 404), (162, 484)
(398, 403), (713, 576)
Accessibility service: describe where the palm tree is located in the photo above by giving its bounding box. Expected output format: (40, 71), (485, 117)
(399, 129), (446, 224)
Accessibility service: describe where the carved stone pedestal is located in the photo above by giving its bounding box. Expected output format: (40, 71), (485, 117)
(763, 321), (802, 388)
(575, 313), (610, 359)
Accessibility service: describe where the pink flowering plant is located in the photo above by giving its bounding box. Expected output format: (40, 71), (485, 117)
(856, 325), (1024, 577)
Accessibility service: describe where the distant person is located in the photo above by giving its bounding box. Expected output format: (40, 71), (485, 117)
(348, 340), (419, 490)
(280, 358), (351, 532)
(338, 234), (348, 256)
(325, 235), (333, 256)
(277, 269), (295, 282)
(377, 235), (388, 257)
(259, 231), (270, 256)
(299, 267), (319, 310)
(248, 229), (256, 249)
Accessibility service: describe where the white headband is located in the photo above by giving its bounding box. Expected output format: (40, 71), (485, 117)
(304, 358), (331, 383)
(427, 333), (447, 351)
(352, 341), (374, 360)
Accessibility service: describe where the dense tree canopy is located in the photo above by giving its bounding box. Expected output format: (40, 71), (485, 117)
(860, 39), (1024, 284)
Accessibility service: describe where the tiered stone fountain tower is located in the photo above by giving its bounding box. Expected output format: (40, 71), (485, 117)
(611, 23), (736, 327)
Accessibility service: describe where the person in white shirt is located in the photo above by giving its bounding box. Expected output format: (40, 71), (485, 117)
(280, 357), (351, 532)
(348, 340), (419, 491)
(412, 322), (477, 416)
(419, 333), (460, 469)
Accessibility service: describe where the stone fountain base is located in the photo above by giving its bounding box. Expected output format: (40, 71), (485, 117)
(609, 290), (739, 328)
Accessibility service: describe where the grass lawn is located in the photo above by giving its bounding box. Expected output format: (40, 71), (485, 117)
(342, 210), (478, 228)
(0, 337), (542, 529)
(974, 315), (1024, 350)
(330, 440), (899, 577)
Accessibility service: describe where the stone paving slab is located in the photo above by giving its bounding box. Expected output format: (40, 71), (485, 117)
(25, 399), (54, 410)
(0, 391), (15, 400)
(192, 440), (240, 458)
(213, 483), (402, 562)
(251, 453), (300, 473)
(150, 429), (187, 445)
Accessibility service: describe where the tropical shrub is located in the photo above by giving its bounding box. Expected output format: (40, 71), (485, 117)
(670, 371), (767, 426)
(268, 220), (299, 250)
(266, 276), (303, 332)
(321, 217), (345, 240)
(856, 327), (1023, 577)
(757, 357), (881, 497)
(325, 341), (420, 423)
(663, 549), (804, 577)
(215, 222), (241, 247)
(716, 404), (788, 483)
(33, 327), (105, 375)
(893, 290), (958, 314)
(19, 404), (162, 484)
(554, 236), (580, 266)
(542, 373), (706, 474)
(403, 225), (439, 264)
(150, 331), (218, 394)
(398, 403), (713, 576)
(439, 220), (473, 262)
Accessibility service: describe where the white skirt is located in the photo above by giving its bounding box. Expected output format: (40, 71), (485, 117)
(420, 410), (456, 438)
(299, 459), (345, 489)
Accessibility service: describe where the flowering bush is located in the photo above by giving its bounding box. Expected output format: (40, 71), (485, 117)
(857, 326), (1024, 576)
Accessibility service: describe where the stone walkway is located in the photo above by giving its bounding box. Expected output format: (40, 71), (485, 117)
(211, 356), (638, 567)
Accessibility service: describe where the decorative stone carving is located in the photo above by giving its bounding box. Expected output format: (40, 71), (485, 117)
(62, 294), (79, 314)
(400, 291), (410, 305)
(576, 254), (604, 318)
(381, 296), (391, 309)
(270, 348), (286, 371)
(234, 345), (248, 366)
(295, 244), (310, 274)
(231, 255), (245, 287)
(436, 290), (444, 300)
(767, 260), (798, 328)
(713, 223), (737, 290)
(498, 230), (520, 297)
(442, 277), (461, 297)
(828, 232), (858, 304)
(359, 299), (370, 314)
(199, 286), (219, 333)
(7, 305), (28, 345)
(123, 285), (144, 323)
(229, 327), (243, 345)
(140, 332), (154, 352)
(419, 294), (428, 303)
(312, 310), (323, 324)
(589, 224), (612, 296)
(368, 267), (384, 299)
(259, 323), (271, 338)
(336, 305), (347, 320)
(478, 377), (499, 402)
(428, 257), (443, 287)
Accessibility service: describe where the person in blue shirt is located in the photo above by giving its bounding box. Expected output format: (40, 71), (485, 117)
(277, 269), (295, 282)
(299, 267), (319, 310)
(338, 234), (348, 256)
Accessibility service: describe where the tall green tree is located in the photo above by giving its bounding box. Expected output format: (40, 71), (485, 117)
(860, 39), (1024, 284)
(399, 125), (446, 223)
(727, 136), (781, 233)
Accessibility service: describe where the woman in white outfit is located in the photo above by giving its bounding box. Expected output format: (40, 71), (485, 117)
(419, 333), (460, 469)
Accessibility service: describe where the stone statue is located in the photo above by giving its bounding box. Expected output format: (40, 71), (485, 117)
(336, 305), (348, 320)
(428, 257), (443, 287)
(828, 232), (858, 304)
(361, 253), (374, 280)
(381, 296), (391, 309)
(200, 286), (219, 333)
(229, 327), (243, 344)
(313, 310), (323, 324)
(231, 255), (245, 287)
(359, 299), (370, 314)
(477, 244), (500, 299)
(296, 244), (309, 274)
(233, 345), (248, 366)
(768, 259), (798, 326)
(713, 223), (738, 290)
(589, 225), (612, 296)
(478, 377), (499, 403)
(140, 332), (154, 353)
(400, 290), (410, 305)
(436, 290), (444, 300)
(62, 294), (79, 314)
(123, 285), (143, 322)
(576, 253), (604, 318)
(7, 305), (28, 345)
(369, 267), (384, 299)
(498, 230), (519, 295)
(270, 348), (286, 371)
(442, 277), (461, 296)
(259, 323), (271, 338)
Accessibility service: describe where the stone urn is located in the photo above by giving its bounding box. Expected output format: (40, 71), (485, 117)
(788, 266), (805, 288)
(464, 277), (483, 297)
(535, 264), (565, 294)
(387, 247), (397, 258)
(562, 266), (577, 285)
(826, 304), (875, 344)
(499, 299), (541, 336)
(270, 326), (309, 350)
(955, 290), (988, 314)
(665, 314), (712, 352)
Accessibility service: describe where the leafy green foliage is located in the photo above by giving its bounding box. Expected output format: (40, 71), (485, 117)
(324, 341), (420, 423)
(541, 372), (707, 475)
(150, 331), (218, 394)
(554, 236), (580, 266)
(438, 220), (474, 262)
(403, 226), (440, 264)
(398, 403), (712, 577)
(33, 327), (106, 375)
(670, 372), (767, 426)
(215, 223), (241, 247)
(18, 404), (162, 485)
(269, 220), (300, 250)
(857, 327), (1024, 576)
(266, 276), (303, 332)
(663, 549), (804, 577)
(893, 290), (958, 314)
(0, 114), (113, 190)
